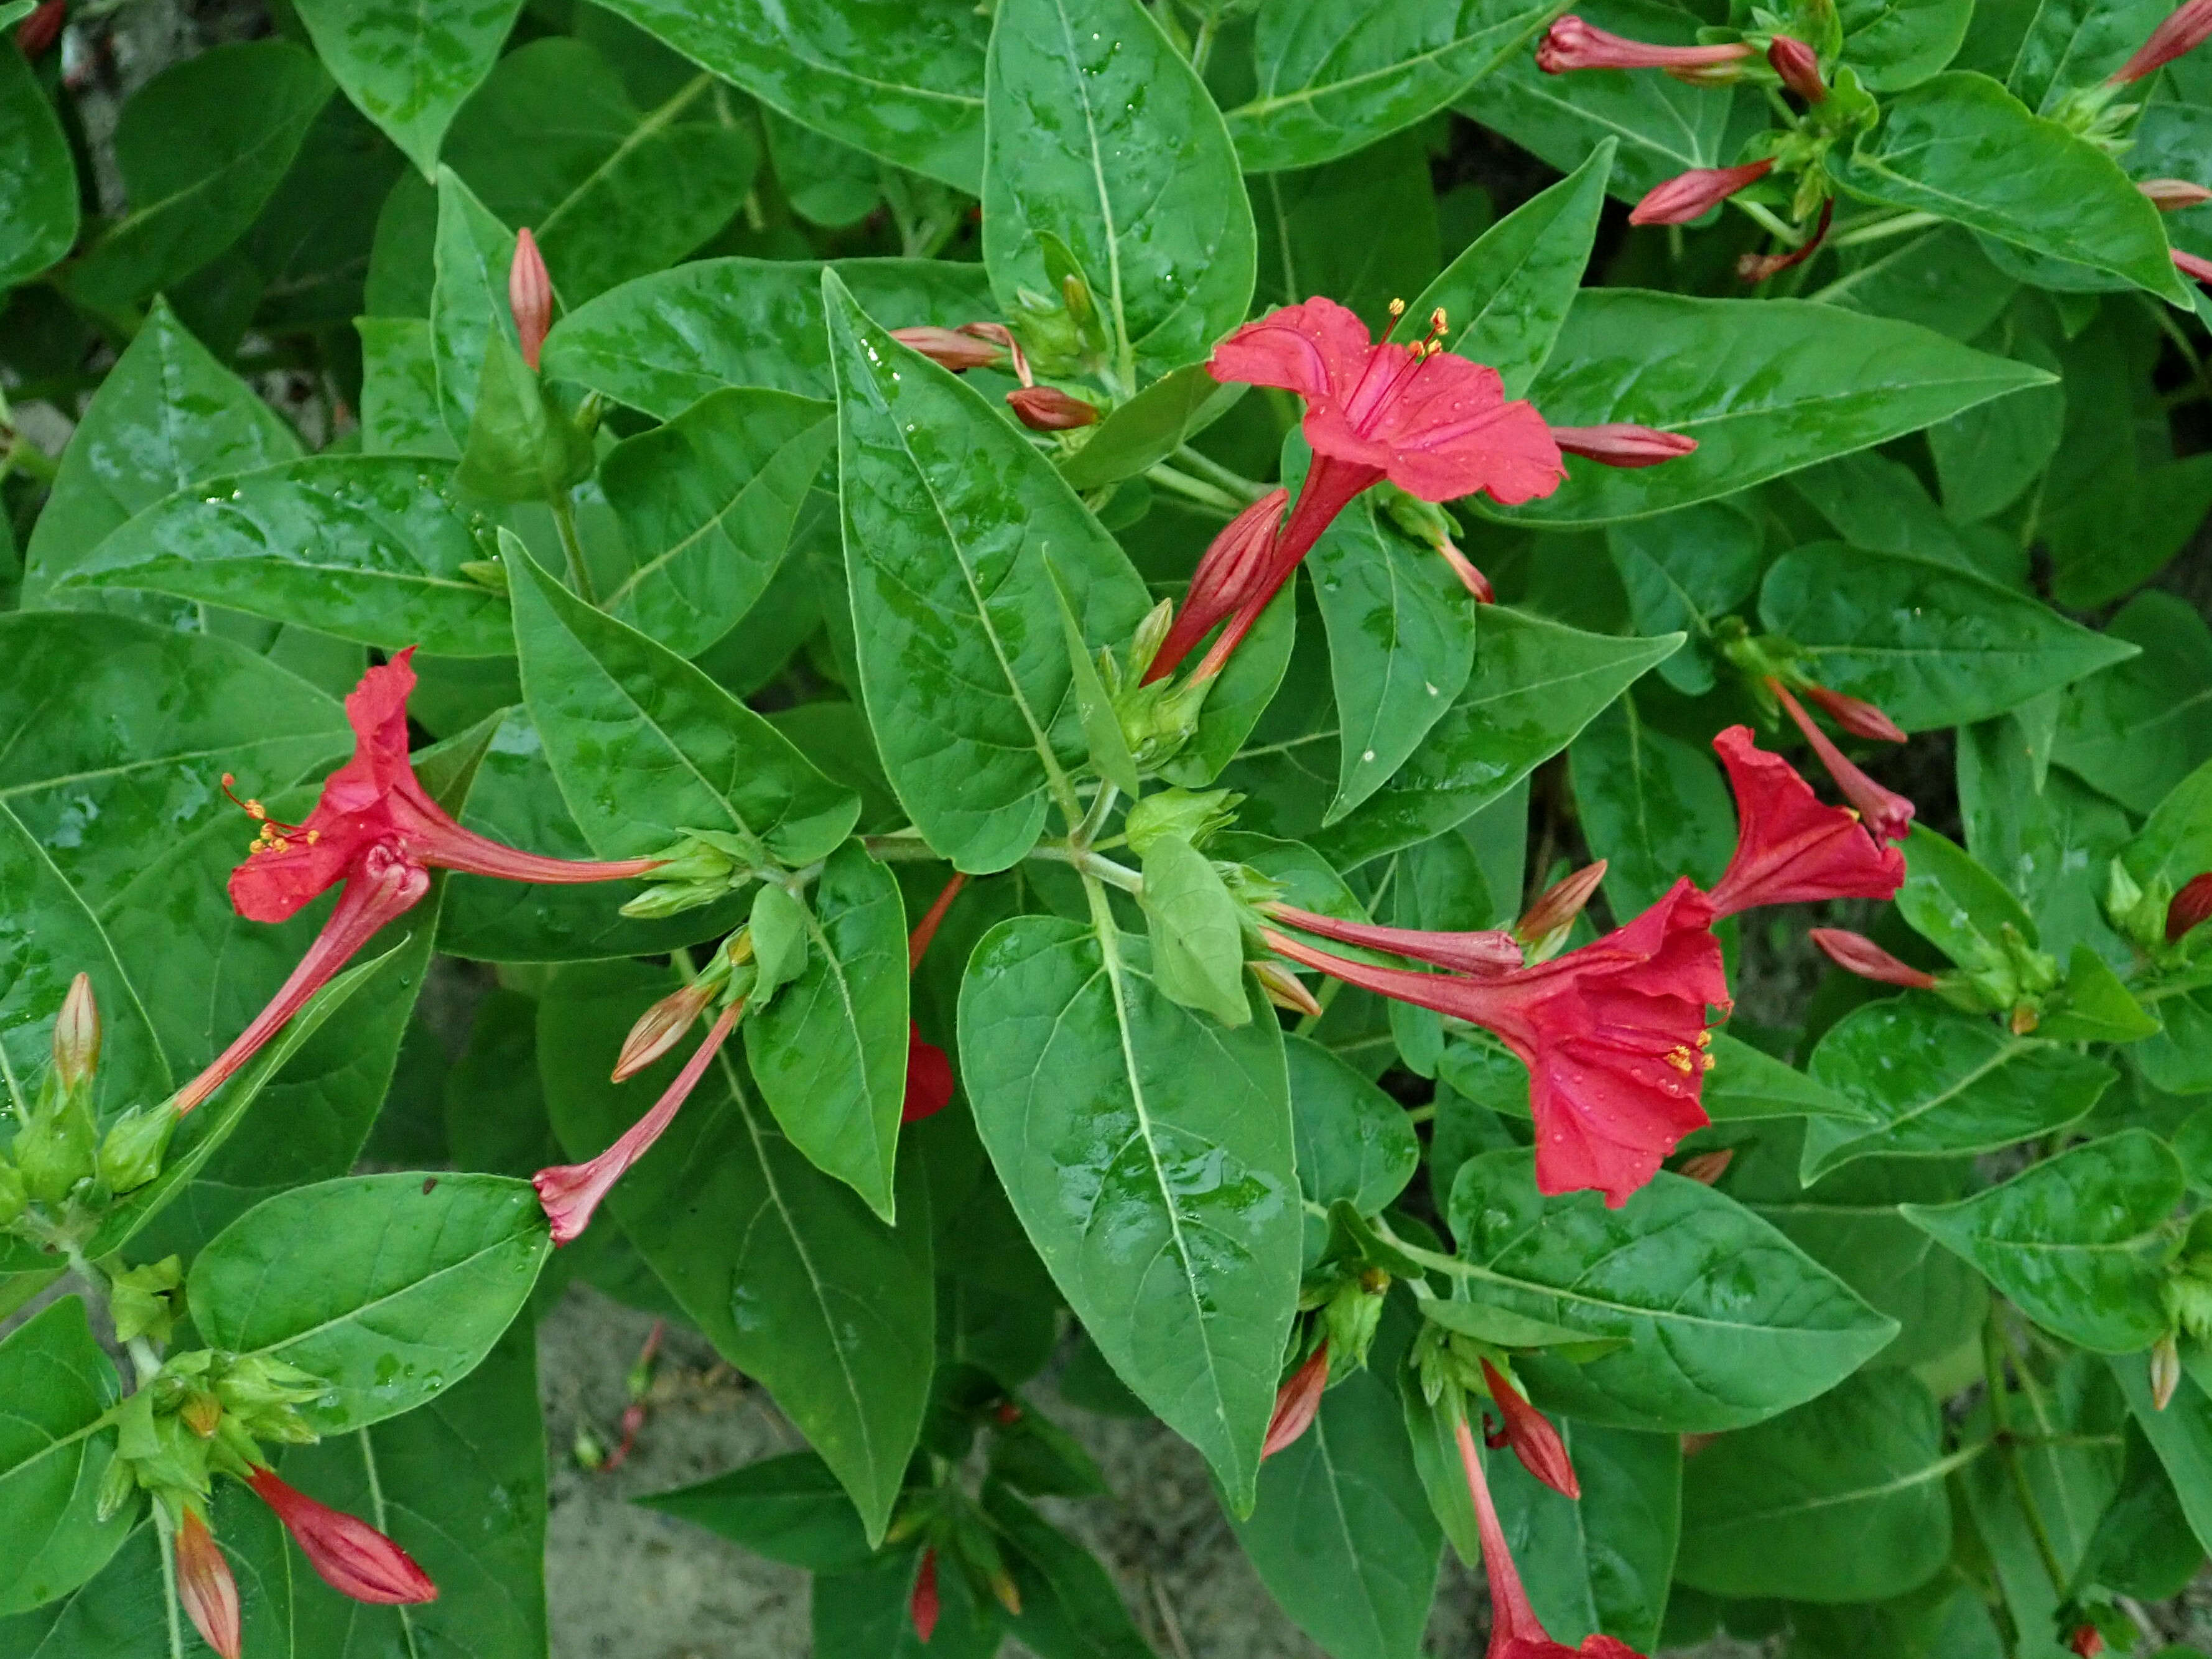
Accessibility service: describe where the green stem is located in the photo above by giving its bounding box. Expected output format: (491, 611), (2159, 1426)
(1073, 784), (1121, 850)
(860, 834), (947, 862)
(1734, 198), (1803, 248)
(1028, 842), (1143, 893)
(1145, 463), (1243, 516)
(2, 434), (58, 485)
(1172, 444), (1270, 504)
(1984, 1311), (2071, 1597)
(1826, 209), (1942, 250)
(549, 490), (597, 605)
(1190, 14), (1217, 73)
(152, 1503), (185, 1659)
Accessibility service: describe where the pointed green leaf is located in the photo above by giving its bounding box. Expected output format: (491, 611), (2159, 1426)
(292, 0), (524, 177)
(0, 38), (76, 289)
(1138, 831), (1253, 1028)
(0, 1298), (131, 1617)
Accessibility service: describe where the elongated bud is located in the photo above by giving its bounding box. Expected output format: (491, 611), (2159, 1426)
(1479, 1358), (1579, 1497)
(1767, 34), (1826, 100)
(1630, 159), (1775, 226)
(2140, 177), (2212, 210)
(1143, 487), (1290, 684)
(1537, 14), (1755, 75)
(2070, 1624), (2106, 1658)
(249, 1469), (437, 1604)
(1678, 1148), (1734, 1185)
(2152, 1331), (2182, 1410)
(509, 228), (552, 371)
(891, 325), (1006, 373)
(2178, 248), (2212, 287)
(1810, 927), (1938, 989)
(53, 972), (98, 1092)
(1006, 385), (1098, 431)
(1263, 1342), (1330, 1458)
(1550, 424), (1699, 467)
(1774, 684), (1916, 842)
(1800, 682), (1906, 743)
(1253, 959), (1324, 1018)
(2112, 0), (2212, 83)
(1433, 534), (1494, 602)
(612, 978), (716, 1082)
(2169, 873), (2212, 944)
(1515, 861), (1607, 949)
(177, 1511), (242, 1659)
(911, 1548), (940, 1642)
(182, 1392), (225, 1439)
(958, 321), (1032, 386)
(17, 0), (62, 58)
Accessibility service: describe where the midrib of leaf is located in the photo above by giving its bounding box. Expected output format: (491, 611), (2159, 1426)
(358, 1428), (427, 1659)
(1236, 3), (1560, 118)
(0, 735), (343, 804)
(105, 93), (320, 242)
(1697, 1443), (1969, 1527)
(1820, 1034), (2037, 1145)
(537, 73), (715, 241)
(605, 419), (827, 609)
(1045, 0), (1133, 389)
(1307, 1408), (1393, 1655)
(233, 1211), (535, 1358)
(1471, 75), (1713, 169)
(800, 892), (895, 1207)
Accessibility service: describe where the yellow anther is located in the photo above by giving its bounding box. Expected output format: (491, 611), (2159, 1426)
(1695, 1029), (1712, 1049)
(1387, 297), (1407, 318)
(1702, 1052), (1716, 1072)
(1664, 1046), (1696, 1074)
(304, 830), (320, 845)
(1431, 306), (1448, 333)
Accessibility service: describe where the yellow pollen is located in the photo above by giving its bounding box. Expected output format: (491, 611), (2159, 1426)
(1701, 1053), (1716, 1072)
(305, 830), (320, 845)
(244, 799), (266, 820)
(1387, 297), (1407, 318)
(1664, 1046), (1696, 1074)
(1695, 1029), (1712, 1049)
(1431, 307), (1448, 333)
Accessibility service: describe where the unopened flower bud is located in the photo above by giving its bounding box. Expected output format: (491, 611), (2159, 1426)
(910, 1547), (940, 1642)
(177, 1510), (242, 1659)
(14, 1090), (95, 1206)
(1006, 385), (1099, 432)
(1773, 682), (1916, 842)
(2111, 0), (2212, 84)
(1677, 1147), (1734, 1185)
(509, 228), (552, 371)
(53, 972), (98, 1092)
(1549, 423), (1699, 467)
(1263, 1342), (1330, 1459)
(2140, 177), (2212, 210)
(98, 1104), (179, 1194)
(1125, 788), (1241, 858)
(2152, 1331), (2182, 1410)
(1515, 861), (1607, 951)
(612, 980), (715, 1082)
(17, 0), (63, 57)
(618, 880), (728, 920)
(1810, 928), (1937, 989)
(1536, 14), (1755, 76)
(181, 1391), (225, 1439)
(2168, 873), (2212, 944)
(1800, 682), (1906, 742)
(1767, 34), (1826, 100)
(1629, 159), (1775, 225)
(1253, 960), (1323, 1018)
(891, 325), (1006, 373)
(2069, 1623), (2106, 1658)
(1480, 1358), (1579, 1497)
(2178, 248), (2212, 287)
(249, 1468), (438, 1605)
(902, 1025), (954, 1123)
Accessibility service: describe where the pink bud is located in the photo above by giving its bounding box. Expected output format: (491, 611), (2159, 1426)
(1678, 1148), (1734, 1185)
(2070, 1624), (2106, 1658)
(2177, 248), (2212, 287)
(1550, 423), (1699, 468)
(16, 0), (63, 57)
(1629, 159), (1775, 226)
(1767, 35), (1826, 100)
(1774, 684), (1916, 843)
(1809, 928), (1939, 990)
(1433, 534), (1495, 602)
(2112, 0), (2212, 83)
(176, 1512), (242, 1659)
(249, 1469), (437, 1605)
(1536, 14), (1755, 75)
(1515, 861), (1608, 946)
(2152, 1332), (2182, 1410)
(1253, 959), (1324, 1018)
(2168, 873), (2212, 943)
(958, 322), (1032, 386)
(1479, 1359), (1579, 1497)
(1800, 682), (1906, 743)
(1006, 386), (1097, 431)
(911, 1548), (940, 1643)
(1144, 486), (1291, 684)
(891, 326), (1007, 373)
(2140, 177), (2212, 210)
(1262, 1342), (1329, 1459)
(509, 228), (552, 371)
(52, 972), (98, 1090)
(611, 979), (715, 1083)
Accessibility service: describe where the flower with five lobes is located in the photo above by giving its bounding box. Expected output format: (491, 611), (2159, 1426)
(174, 650), (660, 1115)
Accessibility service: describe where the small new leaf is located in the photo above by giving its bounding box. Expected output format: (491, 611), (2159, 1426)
(1139, 832), (1252, 1028)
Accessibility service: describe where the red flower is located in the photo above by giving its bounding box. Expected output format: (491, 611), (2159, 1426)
(1457, 1416), (1647, 1659)
(510, 228), (552, 371)
(903, 1025), (955, 1123)
(1264, 879), (1725, 1207)
(248, 1468), (437, 1605)
(2168, 873), (2212, 944)
(534, 1001), (743, 1243)
(1767, 35), (1825, 101)
(1148, 298), (1564, 681)
(1263, 1342), (1331, 1459)
(16, 0), (63, 57)
(2112, 0), (2212, 83)
(1629, 160), (1773, 226)
(911, 1548), (941, 1643)
(1480, 1358), (1579, 1498)
(1809, 928), (1938, 990)
(1704, 726), (1906, 919)
(1771, 684), (1916, 843)
(2068, 1624), (2106, 1658)
(1548, 425), (1699, 468)
(175, 1510), (242, 1659)
(1536, 15), (1752, 77)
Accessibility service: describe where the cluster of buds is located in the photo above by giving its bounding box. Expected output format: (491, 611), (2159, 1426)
(2107, 862), (2212, 957)
(1093, 600), (1219, 773)
(891, 259), (1107, 435)
(619, 826), (768, 919)
(1409, 1319), (1581, 1500)
(103, 1349), (327, 1527)
(885, 1489), (1022, 1642)
(1, 975), (182, 1243)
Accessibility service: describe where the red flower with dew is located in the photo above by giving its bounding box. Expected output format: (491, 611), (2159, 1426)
(1704, 725), (1906, 918)
(248, 1469), (437, 1605)
(174, 650), (657, 1114)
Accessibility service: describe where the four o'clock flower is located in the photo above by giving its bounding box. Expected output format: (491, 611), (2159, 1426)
(2111, 0), (2212, 84)
(509, 228), (552, 371)
(1006, 384), (1099, 431)
(175, 1510), (242, 1659)
(1630, 159), (1775, 226)
(1263, 1342), (1331, 1459)
(174, 651), (659, 1115)
(1480, 1358), (1579, 1498)
(1536, 14), (1753, 80)
(1769, 683), (1917, 843)
(1144, 487), (1291, 682)
(1704, 725), (1907, 918)
(248, 1467), (437, 1604)
(1809, 927), (1939, 990)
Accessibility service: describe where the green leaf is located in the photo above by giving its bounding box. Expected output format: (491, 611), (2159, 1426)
(744, 843), (911, 1219)
(1840, 0), (1974, 90)
(985, 1484), (1161, 1659)
(1230, 1366), (1439, 1659)
(0, 1298), (130, 1617)
(292, 0), (524, 177)
(1047, 558), (1141, 796)
(506, 542), (859, 864)
(1898, 822), (2040, 962)
(2005, 0), (2171, 110)
(815, 1548), (1003, 1658)
(2040, 944), (2159, 1044)
(637, 1452), (876, 1572)
(1138, 832), (1253, 1028)
(1604, 501), (1763, 697)
(63, 42), (334, 314)
(2113, 1347), (2212, 1561)
(1567, 694), (1734, 917)
(822, 273), (1150, 871)
(2054, 592), (2212, 817)
(2126, 755), (2212, 893)
(982, 0), (1254, 379)
(60, 456), (514, 656)
(1493, 291), (2055, 526)
(601, 388), (835, 659)
(1250, 129), (1441, 337)
(1288, 1034), (1419, 1223)
(1800, 997), (2116, 1179)
(1448, 1148), (1898, 1431)
(958, 915), (1299, 1514)
(429, 165), (520, 444)
(358, 315), (459, 459)
(1760, 544), (2137, 731)
(1057, 365), (1247, 491)
(1831, 73), (2190, 303)
(1959, 721), (2135, 966)
(542, 257), (998, 420)
(1399, 138), (1614, 398)
(0, 39), (77, 289)
(1676, 1369), (1954, 1602)
(1902, 1130), (2181, 1353)
(1167, 582), (1296, 789)
(584, 0), (988, 188)
(1309, 606), (1681, 869)
(1228, 0), (1561, 174)
(540, 962), (932, 1543)
(2049, 455), (2212, 611)
(1703, 1035), (1872, 1124)
(1492, 1421), (1680, 1650)
(1310, 492), (1477, 823)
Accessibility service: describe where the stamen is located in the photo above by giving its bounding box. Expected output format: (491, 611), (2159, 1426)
(1663, 1046), (1696, 1074)
(1387, 297), (1406, 320)
(221, 773), (267, 820)
(1694, 1030), (1712, 1049)
(223, 771), (309, 839)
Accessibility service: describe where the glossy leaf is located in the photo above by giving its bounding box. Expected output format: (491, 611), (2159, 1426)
(1897, 822), (2040, 963)
(1841, 0), (1974, 90)
(1139, 831), (1253, 1028)
(1288, 1034), (1420, 1224)
(1567, 694), (1734, 917)
(2053, 591), (2212, 817)
(0, 1298), (131, 1618)
(1492, 1421), (1680, 1650)
(2114, 1349), (2212, 1560)
(292, 0), (524, 176)
(1058, 365), (1247, 491)
(638, 1452), (875, 1573)
(0, 39), (75, 289)
(1251, 129), (1441, 337)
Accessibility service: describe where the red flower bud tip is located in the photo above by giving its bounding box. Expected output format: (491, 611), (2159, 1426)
(2152, 1332), (2182, 1410)
(901, 1024), (955, 1123)
(2069, 1624), (2106, 1658)
(911, 1548), (940, 1643)
(1773, 684), (1916, 843)
(52, 970), (98, 1090)
(175, 1511), (242, 1659)
(1268, 901), (1524, 976)
(957, 321), (1032, 385)
(16, 0), (63, 57)
(1767, 35), (1826, 100)
(1536, 14), (1755, 75)
(1809, 928), (1939, 990)
(2112, 0), (2212, 83)
(1549, 424), (1699, 468)
(2168, 872), (2212, 943)
(909, 871), (969, 972)
(1736, 195), (1836, 284)
(1676, 1147), (1734, 1185)
(1263, 1342), (1330, 1459)
(509, 228), (552, 371)
(2179, 248), (2212, 287)
(1515, 862), (1608, 947)
(1253, 959), (1324, 1018)
(1434, 534), (1495, 602)
(611, 978), (715, 1082)
(1480, 1358), (1579, 1497)
(248, 1469), (437, 1605)
(1145, 487), (1290, 684)
(1629, 159), (1775, 226)
(891, 326), (1007, 373)
(1800, 681), (1906, 742)
(2140, 177), (2212, 210)
(1006, 385), (1098, 431)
